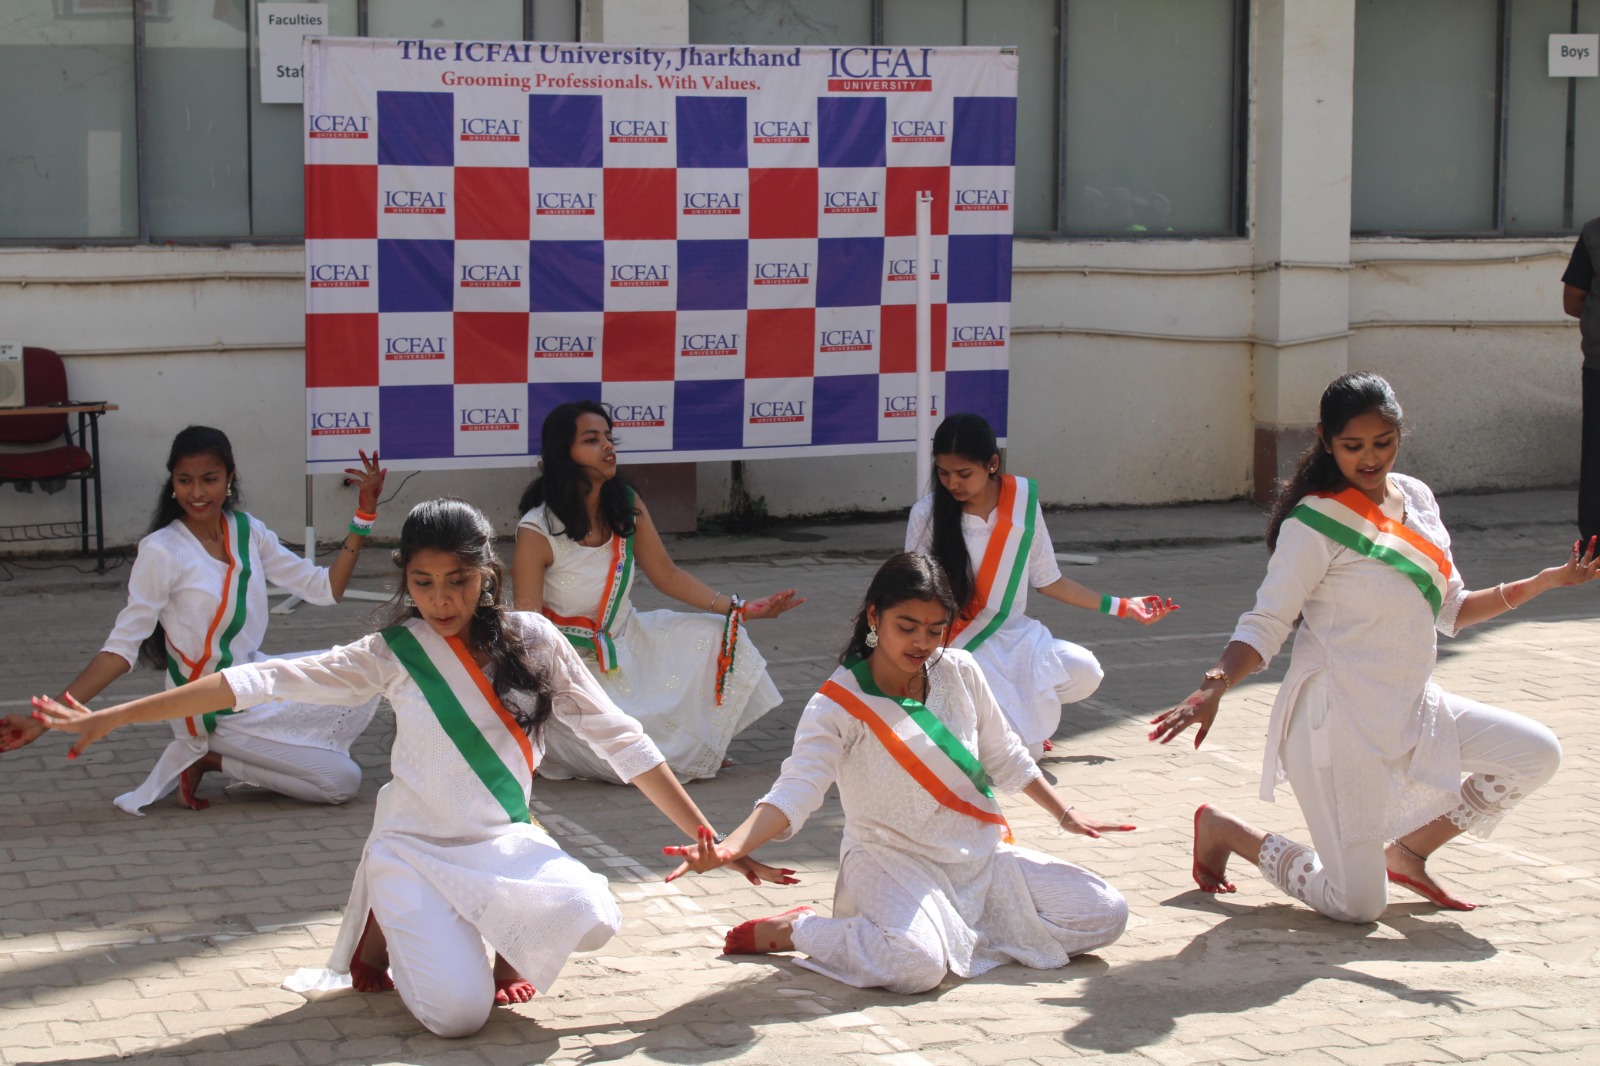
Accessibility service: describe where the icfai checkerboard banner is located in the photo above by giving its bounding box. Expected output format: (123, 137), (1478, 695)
(303, 37), (1016, 472)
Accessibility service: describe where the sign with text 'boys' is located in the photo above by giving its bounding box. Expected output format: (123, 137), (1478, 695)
(302, 38), (1016, 472)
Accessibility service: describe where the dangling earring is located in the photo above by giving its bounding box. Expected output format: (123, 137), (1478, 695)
(170, 491), (178, 499)
(865, 624), (879, 649)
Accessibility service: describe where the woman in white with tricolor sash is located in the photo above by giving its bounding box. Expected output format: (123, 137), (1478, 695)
(3, 426), (384, 814)
(1151, 373), (1595, 920)
(907, 413), (1178, 756)
(662, 552), (1131, 994)
(33, 499), (796, 1039)
(513, 400), (801, 783)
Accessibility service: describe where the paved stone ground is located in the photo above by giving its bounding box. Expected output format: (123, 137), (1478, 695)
(3, 490), (1598, 1065)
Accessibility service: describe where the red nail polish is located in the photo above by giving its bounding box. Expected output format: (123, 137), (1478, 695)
(67, 751), (78, 760)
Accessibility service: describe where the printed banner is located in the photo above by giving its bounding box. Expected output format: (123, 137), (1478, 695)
(303, 38), (1016, 471)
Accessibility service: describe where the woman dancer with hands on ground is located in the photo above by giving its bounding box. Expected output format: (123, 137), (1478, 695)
(3, 426), (385, 814)
(1150, 372), (1593, 920)
(664, 552), (1131, 994)
(34, 499), (796, 1039)
(907, 413), (1178, 756)
(513, 400), (802, 782)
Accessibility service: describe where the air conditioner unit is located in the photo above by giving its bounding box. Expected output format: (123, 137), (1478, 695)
(0, 343), (23, 408)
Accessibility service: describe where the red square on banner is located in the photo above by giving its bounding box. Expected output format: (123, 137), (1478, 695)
(306, 313), (379, 387)
(602, 311), (675, 381)
(749, 168), (819, 239)
(456, 167), (530, 241)
(305, 165), (378, 240)
(603, 169), (676, 241)
(880, 303), (946, 374)
(454, 312), (529, 384)
(885, 166), (950, 237)
(747, 308), (815, 379)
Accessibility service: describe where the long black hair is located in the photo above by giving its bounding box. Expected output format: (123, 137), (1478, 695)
(840, 551), (959, 665)
(138, 427), (240, 669)
(1266, 371), (1405, 551)
(517, 400), (636, 543)
(927, 413), (1000, 611)
(379, 498), (554, 737)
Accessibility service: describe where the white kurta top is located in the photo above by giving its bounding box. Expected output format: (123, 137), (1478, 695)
(102, 514), (378, 814)
(1232, 473), (1470, 846)
(759, 650), (1086, 981)
(905, 493), (1074, 745)
(518, 504), (780, 782)
(226, 612), (664, 993)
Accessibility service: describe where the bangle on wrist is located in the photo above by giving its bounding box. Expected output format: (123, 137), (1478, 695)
(708, 590), (721, 611)
(1098, 594), (1128, 618)
(349, 510), (376, 538)
(1496, 582), (1517, 611)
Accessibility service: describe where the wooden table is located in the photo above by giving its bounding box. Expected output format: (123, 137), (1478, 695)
(0, 402), (119, 571)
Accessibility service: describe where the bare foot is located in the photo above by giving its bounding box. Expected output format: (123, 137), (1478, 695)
(1192, 804), (1238, 894)
(350, 911), (394, 992)
(723, 905), (814, 954)
(492, 953), (536, 1004)
(1384, 842), (1476, 911)
(721, 757), (734, 768)
(1, 713), (46, 753)
(177, 752), (222, 811)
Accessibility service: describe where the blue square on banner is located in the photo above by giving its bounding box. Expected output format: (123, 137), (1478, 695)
(530, 95), (602, 168)
(952, 97), (1016, 166)
(529, 240), (605, 312)
(945, 370), (1008, 435)
(678, 240), (748, 310)
(947, 234), (1013, 305)
(817, 237), (884, 308)
(378, 91), (453, 167)
(380, 385), (454, 459)
(673, 379), (743, 451)
(528, 382), (600, 442)
(677, 97), (747, 169)
(818, 98), (886, 169)
(813, 375), (878, 444)
(378, 239), (454, 314)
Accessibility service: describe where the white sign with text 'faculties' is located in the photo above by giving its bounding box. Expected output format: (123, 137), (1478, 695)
(260, 3), (329, 103)
(1549, 34), (1598, 77)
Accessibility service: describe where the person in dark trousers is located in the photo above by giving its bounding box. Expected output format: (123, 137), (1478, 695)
(1562, 216), (1600, 542)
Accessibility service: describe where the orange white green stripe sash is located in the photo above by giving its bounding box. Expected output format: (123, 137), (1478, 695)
(1289, 487), (1454, 617)
(165, 509), (251, 736)
(820, 658), (1011, 840)
(947, 475), (1036, 652)
(381, 621), (540, 827)
(544, 529), (634, 673)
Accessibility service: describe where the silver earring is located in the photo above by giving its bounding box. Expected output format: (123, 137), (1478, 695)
(865, 625), (879, 649)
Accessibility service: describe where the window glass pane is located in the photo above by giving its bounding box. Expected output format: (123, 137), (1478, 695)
(533, 0), (578, 42)
(965, 0), (1056, 233)
(1504, 0), (1571, 233)
(146, 0), (250, 238)
(1351, 0), (1497, 232)
(690, 0), (872, 46)
(0, 1), (137, 239)
(1063, 0), (1236, 236)
(368, 1), (525, 41)
(884, 0), (962, 45)
(247, 0), (358, 237)
(1576, 0), (1600, 225)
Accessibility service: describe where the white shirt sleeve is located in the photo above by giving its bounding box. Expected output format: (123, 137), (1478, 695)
(960, 653), (1044, 794)
(254, 518), (335, 606)
(905, 495), (934, 554)
(1406, 479), (1470, 638)
(1229, 518), (1334, 668)
(222, 632), (397, 710)
(756, 690), (847, 842)
(1027, 502), (1063, 588)
(528, 613), (664, 782)
(100, 535), (175, 668)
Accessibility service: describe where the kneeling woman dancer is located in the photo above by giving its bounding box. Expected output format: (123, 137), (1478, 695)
(35, 499), (793, 1038)
(664, 552), (1131, 994)
(1150, 372), (1594, 920)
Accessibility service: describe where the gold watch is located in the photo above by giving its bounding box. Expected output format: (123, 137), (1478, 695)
(1201, 667), (1231, 692)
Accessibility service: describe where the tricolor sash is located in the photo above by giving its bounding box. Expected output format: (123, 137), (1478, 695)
(544, 517), (635, 674)
(165, 509), (251, 736)
(947, 475), (1037, 652)
(381, 622), (540, 827)
(1289, 487), (1454, 618)
(820, 658), (1011, 839)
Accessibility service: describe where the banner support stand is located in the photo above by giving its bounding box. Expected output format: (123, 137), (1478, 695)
(272, 473), (389, 615)
(914, 190), (935, 504)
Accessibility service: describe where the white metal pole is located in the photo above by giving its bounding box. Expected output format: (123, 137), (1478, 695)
(914, 190), (934, 504)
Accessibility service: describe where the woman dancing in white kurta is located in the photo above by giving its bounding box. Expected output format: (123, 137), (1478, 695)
(34, 499), (796, 1038)
(1150, 373), (1595, 921)
(3, 426), (385, 814)
(907, 413), (1177, 756)
(513, 400), (802, 782)
(663, 552), (1131, 994)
